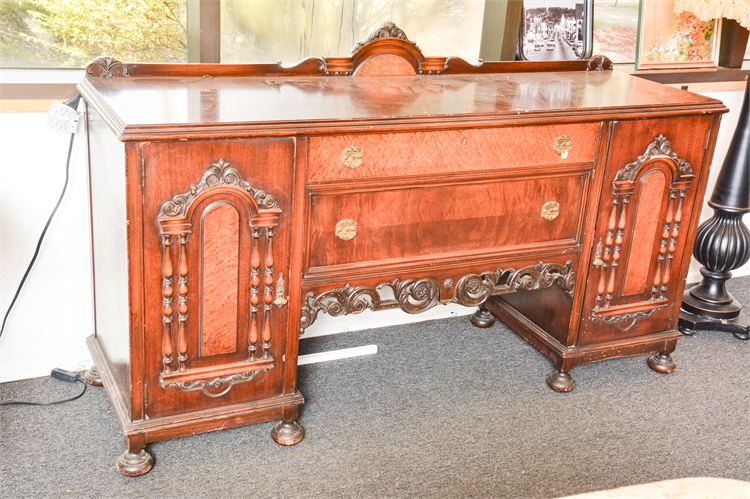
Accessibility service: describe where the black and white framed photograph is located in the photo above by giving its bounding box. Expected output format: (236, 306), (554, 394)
(518, 0), (593, 61)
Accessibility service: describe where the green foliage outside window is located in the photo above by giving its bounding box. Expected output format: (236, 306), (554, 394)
(0, 0), (187, 67)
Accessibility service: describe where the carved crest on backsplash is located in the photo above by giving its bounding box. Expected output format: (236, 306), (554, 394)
(158, 159), (277, 218)
(86, 56), (129, 78)
(614, 134), (693, 182)
(352, 21), (418, 53)
(586, 55), (613, 71)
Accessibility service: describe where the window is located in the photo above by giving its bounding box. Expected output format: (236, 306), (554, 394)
(592, 0), (639, 63)
(0, 0), (187, 68)
(220, 0), (485, 64)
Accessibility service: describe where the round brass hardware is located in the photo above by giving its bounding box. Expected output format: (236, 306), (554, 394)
(342, 146), (364, 170)
(335, 219), (358, 241)
(553, 135), (572, 159)
(541, 201), (560, 221)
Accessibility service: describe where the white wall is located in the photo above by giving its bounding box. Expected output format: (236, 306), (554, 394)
(1, 87), (748, 383)
(0, 112), (94, 381)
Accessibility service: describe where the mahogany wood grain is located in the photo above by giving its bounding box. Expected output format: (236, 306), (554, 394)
(578, 116), (713, 346)
(77, 70), (723, 142)
(80, 30), (727, 476)
(307, 171), (588, 270)
(307, 124), (599, 182)
(498, 286), (573, 345)
(140, 138), (294, 418)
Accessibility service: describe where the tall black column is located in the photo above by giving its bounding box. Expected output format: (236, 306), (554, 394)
(679, 79), (750, 340)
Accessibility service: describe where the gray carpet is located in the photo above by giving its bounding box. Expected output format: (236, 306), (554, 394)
(1, 278), (749, 498)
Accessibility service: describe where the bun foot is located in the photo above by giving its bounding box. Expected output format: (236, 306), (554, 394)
(272, 420), (304, 446)
(647, 352), (676, 374)
(116, 449), (153, 477)
(546, 370), (575, 393)
(83, 366), (103, 387)
(470, 307), (496, 328)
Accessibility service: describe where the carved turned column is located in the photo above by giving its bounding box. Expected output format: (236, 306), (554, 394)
(679, 80), (750, 340)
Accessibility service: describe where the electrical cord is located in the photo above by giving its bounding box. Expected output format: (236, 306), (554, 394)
(0, 95), (87, 408)
(0, 370), (87, 407)
(0, 95), (80, 341)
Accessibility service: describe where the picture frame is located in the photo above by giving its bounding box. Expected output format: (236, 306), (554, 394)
(517, 0), (593, 61)
(636, 0), (722, 70)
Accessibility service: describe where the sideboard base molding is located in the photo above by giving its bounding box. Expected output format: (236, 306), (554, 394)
(87, 335), (304, 446)
(483, 297), (681, 390)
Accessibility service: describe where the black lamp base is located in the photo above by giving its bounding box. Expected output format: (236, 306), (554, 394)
(680, 272), (749, 340)
(678, 75), (749, 341)
(679, 307), (749, 341)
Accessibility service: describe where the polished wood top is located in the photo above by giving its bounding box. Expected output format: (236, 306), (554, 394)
(80, 70), (725, 140)
(79, 26), (726, 140)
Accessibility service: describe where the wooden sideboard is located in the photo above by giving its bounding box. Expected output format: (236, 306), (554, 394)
(78, 25), (727, 476)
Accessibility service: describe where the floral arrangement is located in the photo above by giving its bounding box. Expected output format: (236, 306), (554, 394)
(645, 11), (716, 63)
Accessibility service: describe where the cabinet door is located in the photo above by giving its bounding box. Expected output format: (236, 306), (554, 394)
(578, 118), (711, 345)
(141, 139), (294, 418)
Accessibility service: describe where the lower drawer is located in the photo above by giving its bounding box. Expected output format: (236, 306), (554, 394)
(306, 171), (590, 271)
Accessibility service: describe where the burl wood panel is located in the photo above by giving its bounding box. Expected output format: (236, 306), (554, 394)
(308, 124), (599, 182)
(577, 116), (712, 346)
(355, 54), (417, 76)
(622, 170), (667, 296)
(141, 138), (294, 418)
(307, 171), (589, 270)
(200, 201), (240, 357)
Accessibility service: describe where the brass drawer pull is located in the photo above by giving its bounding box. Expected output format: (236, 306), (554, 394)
(335, 219), (358, 241)
(342, 146), (364, 169)
(541, 201), (560, 221)
(553, 135), (572, 159)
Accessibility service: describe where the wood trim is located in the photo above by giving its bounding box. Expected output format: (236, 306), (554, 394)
(126, 142), (147, 421)
(485, 297), (681, 370)
(635, 67), (749, 84)
(302, 245), (580, 286)
(567, 121), (612, 344)
(83, 21), (612, 79)
(306, 162), (593, 194)
(0, 99), (57, 113)
(283, 136), (308, 395)
(187, 0), (220, 63)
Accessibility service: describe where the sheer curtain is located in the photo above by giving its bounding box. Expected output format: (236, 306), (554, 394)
(220, 0), (486, 64)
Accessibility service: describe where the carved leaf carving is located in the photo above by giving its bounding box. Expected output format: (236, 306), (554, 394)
(86, 56), (128, 78)
(300, 261), (576, 333)
(615, 135), (693, 182)
(158, 159), (277, 219)
(352, 21), (419, 53)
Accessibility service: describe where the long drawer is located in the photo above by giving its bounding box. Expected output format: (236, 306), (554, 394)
(307, 124), (600, 182)
(306, 171), (590, 271)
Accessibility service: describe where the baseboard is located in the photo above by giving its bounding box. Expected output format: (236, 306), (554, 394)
(0, 357), (93, 384)
(302, 302), (473, 339)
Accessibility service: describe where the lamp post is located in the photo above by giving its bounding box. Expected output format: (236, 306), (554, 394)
(679, 79), (750, 340)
